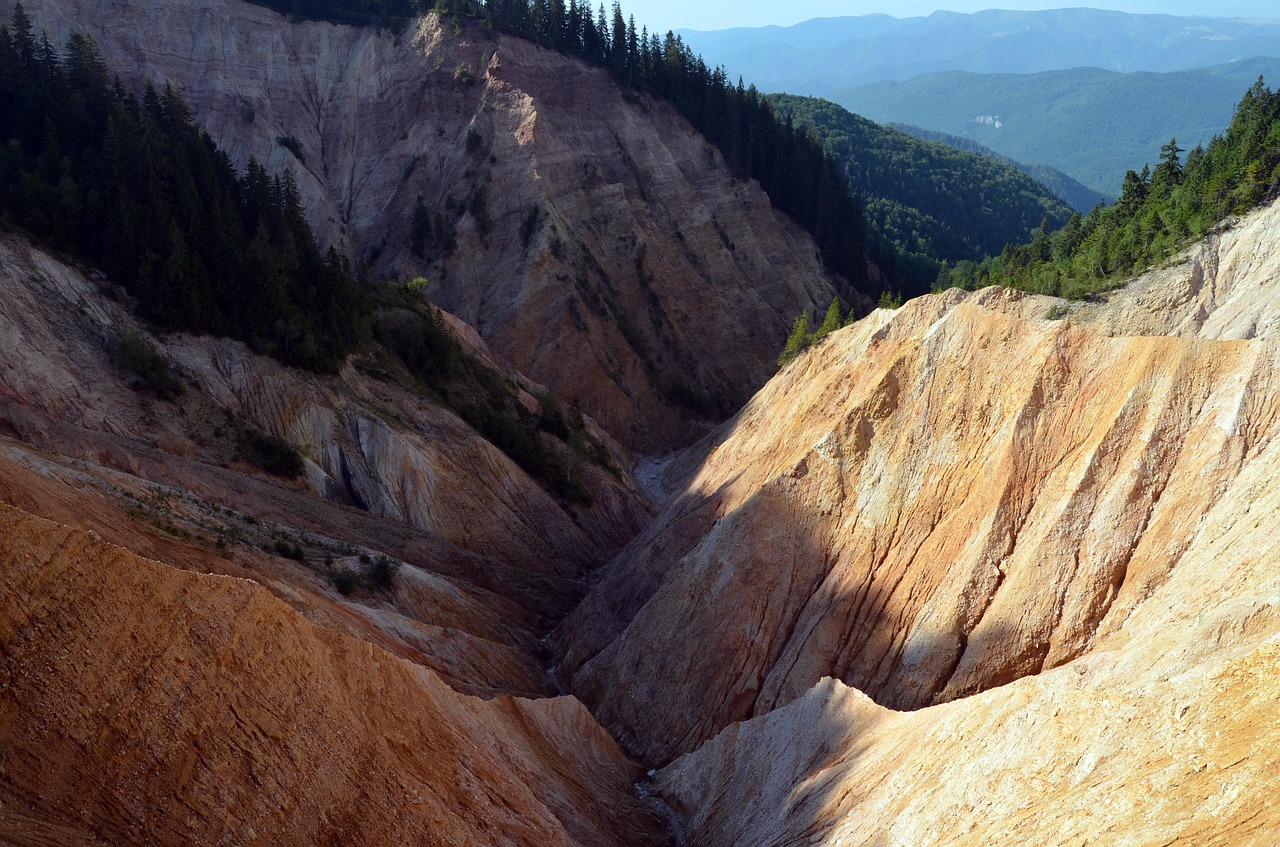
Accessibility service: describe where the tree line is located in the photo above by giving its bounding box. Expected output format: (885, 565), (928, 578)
(246, 0), (874, 300)
(942, 77), (1280, 299)
(0, 6), (367, 371)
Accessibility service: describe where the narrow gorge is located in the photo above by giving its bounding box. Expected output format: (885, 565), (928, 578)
(2, 1), (1280, 845)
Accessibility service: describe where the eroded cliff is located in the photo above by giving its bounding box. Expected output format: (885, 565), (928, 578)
(15, 0), (849, 450)
(557, 257), (1280, 771)
(5, 0), (1280, 841)
(0, 227), (648, 699)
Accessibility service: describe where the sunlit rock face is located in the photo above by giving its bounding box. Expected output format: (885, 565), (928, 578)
(18, 0), (848, 451)
(559, 275), (1280, 768)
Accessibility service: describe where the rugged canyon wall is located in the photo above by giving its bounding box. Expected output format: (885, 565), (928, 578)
(557, 262), (1280, 766)
(969, 198), (1280, 341)
(0, 506), (670, 847)
(651, 300), (1280, 842)
(15, 0), (849, 450)
(5, 0), (1280, 837)
(0, 227), (647, 699)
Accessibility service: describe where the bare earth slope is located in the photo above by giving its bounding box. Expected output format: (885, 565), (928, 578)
(0, 228), (647, 700)
(15, 0), (847, 450)
(558, 257), (1280, 771)
(0, 506), (669, 847)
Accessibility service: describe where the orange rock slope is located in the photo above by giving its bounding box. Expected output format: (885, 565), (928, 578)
(558, 283), (1280, 779)
(0, 228), (648, 701)
(0, 506), (669, 847)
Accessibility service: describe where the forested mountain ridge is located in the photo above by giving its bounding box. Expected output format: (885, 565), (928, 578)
(833, 58), (1280, 196)
(768, 94), (1074, 291)
(678, 9), (1280, 95)
(888, 123), (1108, 213)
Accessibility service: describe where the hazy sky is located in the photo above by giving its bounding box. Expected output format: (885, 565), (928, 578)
(623, 2), (1280, 32)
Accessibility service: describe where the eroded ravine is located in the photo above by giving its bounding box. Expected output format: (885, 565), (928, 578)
(5, 0), (1280, 841)
(553, 283), (1280, 769)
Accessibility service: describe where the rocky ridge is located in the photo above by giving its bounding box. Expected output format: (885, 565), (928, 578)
(14, 0), (850, 450)
(550, 198), (1280, 840)
(1012, 198), (1280, 341)
(560, 281), (1280, 762)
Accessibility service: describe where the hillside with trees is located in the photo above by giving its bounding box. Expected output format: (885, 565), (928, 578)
(768, 94), (1074, 292)
(831, 58), (1280, 196)
(887, 123), (1107, 213)
(0, 7), (618, 501)
(940, 78), (1280, 300)
(0, 7), (366, 371)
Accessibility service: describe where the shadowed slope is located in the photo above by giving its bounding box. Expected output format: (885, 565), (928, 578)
(15, 0), (848, 450)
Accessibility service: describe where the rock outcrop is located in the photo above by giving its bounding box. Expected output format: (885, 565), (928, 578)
(0, 506), (670, 847)
(652, 350), (1280, 841)
(15, 0), (849, 450)
(973, 197), (1280, 341)
(557, 270), (1280, 767)
(0, 227), (644, 699)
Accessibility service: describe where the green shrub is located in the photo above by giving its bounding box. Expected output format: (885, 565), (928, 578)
(275, 134), (306, 163)
(116, 331), (185, 400)
(777, 312), (813, 367)
(877, 290), (904, 309)
(272, 538), (305, 561)
(239, 430), (306, 478)
(332, 566), (360, 595)
(368, 555), (401, 591)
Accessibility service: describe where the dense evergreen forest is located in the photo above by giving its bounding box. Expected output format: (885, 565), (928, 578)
(886, 123), (1108, 214)
(244, 0), (876, 297)
(768, 94), (1074, 291)
(941, 78), (1280, 299)
(0, 5), (366, 370)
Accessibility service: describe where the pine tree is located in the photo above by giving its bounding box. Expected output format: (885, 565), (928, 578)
(777, 311), (812, 367)
(815, 298), (842, 339)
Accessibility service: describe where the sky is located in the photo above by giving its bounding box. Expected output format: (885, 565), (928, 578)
(620, 1), (1280, 32)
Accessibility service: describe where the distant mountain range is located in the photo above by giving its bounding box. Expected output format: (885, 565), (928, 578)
(830, 57), (1280, 196)
(678, 9), (1280, 94)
